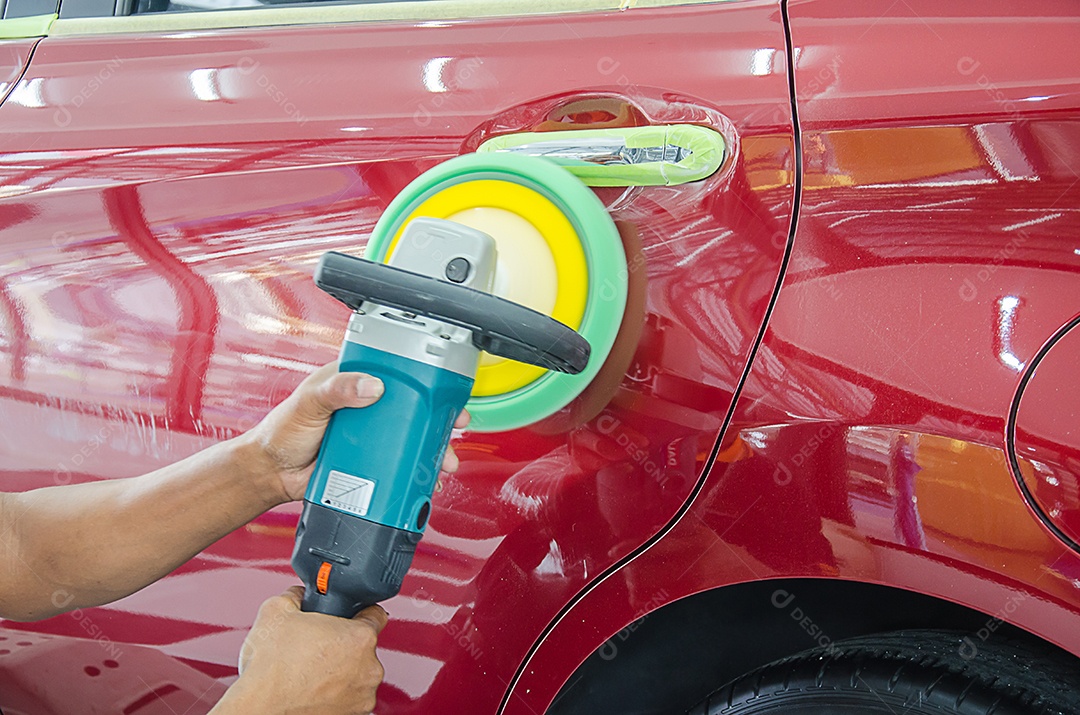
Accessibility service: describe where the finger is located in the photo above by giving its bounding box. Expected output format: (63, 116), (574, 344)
(320, 371), (384, 410)
(454, 409), (471, 429)
(256, 586), (302, 621)
(299, 370), (384, 424)
(353, 604), (389, 635)
(298, 361), (339, 392)
(277, 585), (306, 610)
(441, 446), (460, 473)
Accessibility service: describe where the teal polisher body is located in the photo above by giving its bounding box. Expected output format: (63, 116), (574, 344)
(292, 218), (590, 618)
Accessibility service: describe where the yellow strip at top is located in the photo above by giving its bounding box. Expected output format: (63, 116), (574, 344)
(49, 0), (729, 37)
(0, 13), (56, 39)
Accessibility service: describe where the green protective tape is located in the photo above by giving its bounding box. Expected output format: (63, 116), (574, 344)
(49, 0), (729, 36)
(476, 124), (726, 187)
(366, 153), (627, 433)
(0, 13), (56, 39)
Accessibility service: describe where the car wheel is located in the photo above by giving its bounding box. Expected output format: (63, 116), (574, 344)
(688, 630), (1080, 715)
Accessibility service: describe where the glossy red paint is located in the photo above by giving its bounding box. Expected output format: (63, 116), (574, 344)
(1013, 319), (1080, 549)
(504, 1), (1080, 712)
(0, 2), (793, 713)
(2, 1), (1079, 712)
(0, 627), (228, 714)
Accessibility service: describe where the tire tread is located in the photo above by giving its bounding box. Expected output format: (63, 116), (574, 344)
(694, 630), (1080, 715)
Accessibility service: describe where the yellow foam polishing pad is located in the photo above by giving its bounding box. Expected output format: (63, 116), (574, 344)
(388, 179), (588, 397)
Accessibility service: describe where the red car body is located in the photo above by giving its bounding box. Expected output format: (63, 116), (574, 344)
(0, 0), (1078, 713)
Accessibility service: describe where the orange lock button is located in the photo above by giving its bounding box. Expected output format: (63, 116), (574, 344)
(316, 562), (332, 595)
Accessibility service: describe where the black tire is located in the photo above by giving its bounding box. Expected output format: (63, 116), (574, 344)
(688, 630), (1080, 715)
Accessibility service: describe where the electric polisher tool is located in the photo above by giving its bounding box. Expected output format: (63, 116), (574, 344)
(293, 217), (591, 618)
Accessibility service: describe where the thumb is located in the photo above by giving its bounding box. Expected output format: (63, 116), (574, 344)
(277, 585), (306, 610)
(353, 604), (389, 635)
(253, 585), (304, 622)
(297, 367), (384, 425)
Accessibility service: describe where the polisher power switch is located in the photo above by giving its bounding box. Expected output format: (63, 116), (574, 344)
(293, 218), (591, 618)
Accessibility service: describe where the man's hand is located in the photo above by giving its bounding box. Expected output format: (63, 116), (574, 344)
(0, 362), (468, 621)
(210, 586), (387, 715)
(243, 362), (470, 503)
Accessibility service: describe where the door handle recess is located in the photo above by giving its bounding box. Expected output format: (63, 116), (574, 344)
(476, 125), (725, 187)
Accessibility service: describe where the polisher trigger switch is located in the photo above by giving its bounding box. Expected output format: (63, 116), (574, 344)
(445, 257), (470, 283)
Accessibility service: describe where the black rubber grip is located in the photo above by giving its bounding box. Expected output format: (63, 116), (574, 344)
(292, 502), (421, 618)
(315, 251), (590, 375)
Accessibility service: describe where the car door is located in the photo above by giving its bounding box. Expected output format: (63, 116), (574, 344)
(0, 1), (795, 712)
(0, 40), (33, 110)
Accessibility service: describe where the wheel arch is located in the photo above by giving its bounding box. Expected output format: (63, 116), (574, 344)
(547, 577), (1072, 715)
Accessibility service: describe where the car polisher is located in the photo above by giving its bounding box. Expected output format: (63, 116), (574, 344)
(293, 217), (591, 618)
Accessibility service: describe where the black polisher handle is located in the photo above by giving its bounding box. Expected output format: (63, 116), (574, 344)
(315, 251), (590, 375)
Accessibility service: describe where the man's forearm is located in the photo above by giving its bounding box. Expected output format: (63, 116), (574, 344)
(0, 364), (391, 622)
(0, 434), (283, 621)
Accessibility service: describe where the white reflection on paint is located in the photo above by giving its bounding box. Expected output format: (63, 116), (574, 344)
(973, 124), (1037, 182)
(997, 295), (1024, 372)
(189, 68), (222, 102)
(422, 57), (452, 93)
(742, 430), (768, 449)
(1002, 212), (1062, 232)
(859, 178), (997, 189)
(751, 48), (775, 76)
(8, 77), (47, 108)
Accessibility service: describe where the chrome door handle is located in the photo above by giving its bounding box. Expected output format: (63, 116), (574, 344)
(476, 125), (726, 187)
